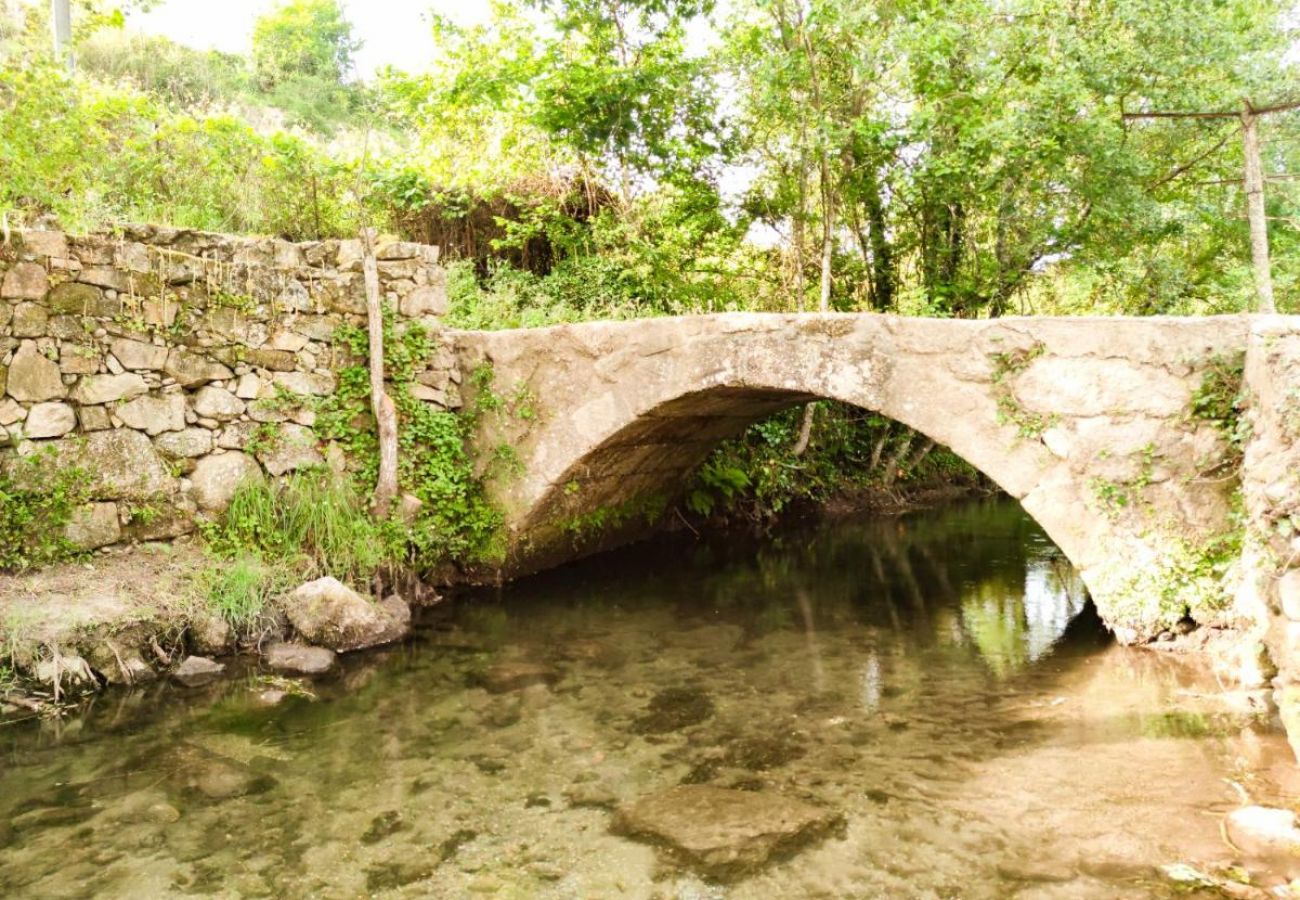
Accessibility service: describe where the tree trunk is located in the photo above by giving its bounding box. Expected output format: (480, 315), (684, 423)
(868, 422), (892, 473)
(1242, 107), (1277, 313)
(361, 227), (399, 519)
(881, 431), (915, 487)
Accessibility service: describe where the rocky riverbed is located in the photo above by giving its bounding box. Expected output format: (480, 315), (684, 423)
(1, 500), (1297, 897)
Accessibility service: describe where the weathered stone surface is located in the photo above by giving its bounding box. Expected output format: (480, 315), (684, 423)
(23, 402), (77, 439)
(117, 394), (186, 435)
(272, 371), (335, 396)
(256, 423), (323, 476)
(193, 386), (245, 420)
(47, 281), (113, 316)
(110, 337), (169, 371)
(263, 643), (337, 675)
(190, 451), (263, 512)
(164, 349), (233, 387)
(20, 230), (68, 259)
(1225, 806), (1300, 869)
(216, 421), (257, 450)
(64, 502), (121, 549)
(60, 429), (172, 500)
(1280, 570), (1300, 621)
(172, 656), (226, 687)
(400, 282), (447, 317)
(240, 348), (296, 371)
(11, 302), (48, 337)
(77, 267), (128, 291)
(0, 398), (24, 426)
(1014, 357), (1189, 418)
(77, 405), (111, 431)
(7, 342), (67, 402)
(72, 373), (147, 405)
(59, 345), (99, 375)
(189, 611), (233, 655)
(235, 373), (264, 399)
(282, 577), (407, 652)
(154, 427), (213, 459)
(612, 785), (843, 878)
(1, 262), (48, 299)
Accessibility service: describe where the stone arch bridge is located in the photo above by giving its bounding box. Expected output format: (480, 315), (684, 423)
(452, 313), (1300, 661)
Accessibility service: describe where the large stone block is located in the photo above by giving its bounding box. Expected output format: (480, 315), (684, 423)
(20, 230), (68, 259)
(64, 502), (121, 549)
(110, 338), (169, 371)
(190, 451), (263, 512)
(72, 373), (148, 405)
(11, 302), (48, 337)
(256, 423), (323, 476)
(6, 342), (67, 402)
(1, 262), (49, 300)
(400, 281), (448, 318)
(116, 394), (187, 435)
(154, 427), (213, 459)
(7, 429), (173, 501)
(282, 577), (407, 652)
(23, 402), (76, 439)
(47, 281), (114, 316)
(164, 349), (232, 387)
(78, 267), (129, 291)
(273, 371), (335, 396)
(192, 386), (245, 420)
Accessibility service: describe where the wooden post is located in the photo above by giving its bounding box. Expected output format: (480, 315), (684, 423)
(360, 227), (399, 519)
(1241, 105), (1276, 313)
(50, 0), (72, 74)
(1123, 97), (1300, 314)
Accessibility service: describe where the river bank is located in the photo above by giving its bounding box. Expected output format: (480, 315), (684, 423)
(0, 476), (988, 712)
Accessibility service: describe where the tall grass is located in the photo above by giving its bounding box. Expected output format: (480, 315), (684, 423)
(204, 469), (401, 587)
(197, 554), (285, 630)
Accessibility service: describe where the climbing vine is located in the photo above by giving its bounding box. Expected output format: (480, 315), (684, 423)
(1190, 352), (1250, 470)
(989, 342), (1056, 439)
(315, 308), (502, 566)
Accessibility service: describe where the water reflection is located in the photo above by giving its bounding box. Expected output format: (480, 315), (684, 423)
(0, 498), (1288, 899)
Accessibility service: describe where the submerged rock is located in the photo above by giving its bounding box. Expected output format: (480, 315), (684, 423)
(1226, 805), (1300, 875)
(282, 577), (408, 652)
(172, 655), (225, 687)
(262, 642), (336, 676)
(169, 744), (276, 801)
(612, 784), (843, 879)
(477, 661), (560, 693)
(631, 686), (715, 734)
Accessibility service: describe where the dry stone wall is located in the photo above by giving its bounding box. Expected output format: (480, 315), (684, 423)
(0, 225), (458, 550)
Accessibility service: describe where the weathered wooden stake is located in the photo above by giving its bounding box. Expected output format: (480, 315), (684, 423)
(360, 227), (399, 519)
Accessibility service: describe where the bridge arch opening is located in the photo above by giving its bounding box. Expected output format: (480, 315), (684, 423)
(514, 383), (1082, 583)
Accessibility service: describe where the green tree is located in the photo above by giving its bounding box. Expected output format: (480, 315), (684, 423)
(252, 0), (358, 88)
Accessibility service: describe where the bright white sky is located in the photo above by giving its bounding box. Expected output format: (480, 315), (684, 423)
(130, 0), (495, 78)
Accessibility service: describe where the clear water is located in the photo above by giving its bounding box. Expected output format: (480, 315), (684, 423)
(0, 499), (1291, 898)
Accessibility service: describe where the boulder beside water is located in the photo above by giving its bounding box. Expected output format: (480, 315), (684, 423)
(612, 784), (843, 879)
(263, 642), (336, 675)
(281, 578), (409, 652)
(172, 655), (225, 687)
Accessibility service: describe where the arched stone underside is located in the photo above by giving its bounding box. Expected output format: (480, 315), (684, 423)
(452, 312), (1290, 643)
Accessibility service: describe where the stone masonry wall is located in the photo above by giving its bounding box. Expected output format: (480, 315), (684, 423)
(0, 225), (458, 551)
(1237, 319), (1300, 757)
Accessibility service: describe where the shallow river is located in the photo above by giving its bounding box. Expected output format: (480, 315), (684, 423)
(2, 499), (1296, 898)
